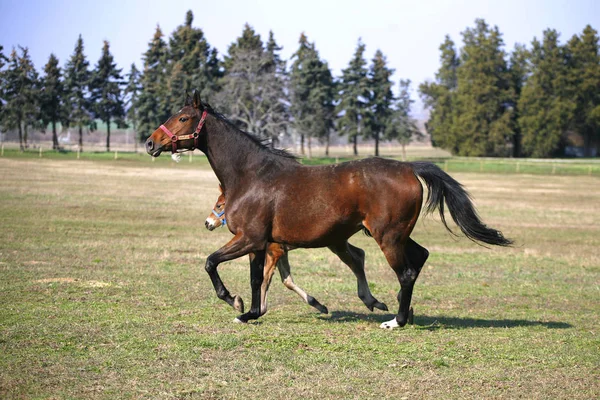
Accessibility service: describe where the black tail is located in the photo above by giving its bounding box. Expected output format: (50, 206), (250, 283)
(410, 161), (512, 247)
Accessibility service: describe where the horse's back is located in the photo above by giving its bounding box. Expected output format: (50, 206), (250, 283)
(269, 158), (423, 246)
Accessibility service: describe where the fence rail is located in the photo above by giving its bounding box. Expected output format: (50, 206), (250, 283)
(1, 142), (599, 177)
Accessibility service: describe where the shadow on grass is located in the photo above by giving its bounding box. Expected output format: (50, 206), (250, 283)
(322, 311), (572, 330)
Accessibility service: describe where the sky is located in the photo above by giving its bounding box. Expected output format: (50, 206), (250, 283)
(0, 0), (598, 117)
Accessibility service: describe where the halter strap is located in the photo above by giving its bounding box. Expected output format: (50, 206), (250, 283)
(212, 209), (226, 226)
(159, 110), (208, 154)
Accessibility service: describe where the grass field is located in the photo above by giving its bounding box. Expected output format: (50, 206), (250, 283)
(0, 155), (599, 399)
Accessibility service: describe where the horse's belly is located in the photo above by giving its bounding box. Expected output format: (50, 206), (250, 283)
(271, 213), (362, 248)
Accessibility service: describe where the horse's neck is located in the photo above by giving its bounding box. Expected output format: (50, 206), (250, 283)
(204, 118), (264, 189)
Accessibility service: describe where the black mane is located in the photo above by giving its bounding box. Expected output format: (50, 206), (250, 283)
(202, 101), (299, 163)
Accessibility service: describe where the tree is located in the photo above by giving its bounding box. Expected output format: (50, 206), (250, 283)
(567, 25), (600, 156)
(1, 47), (39, 151)
(387, 79), (423, 160)
(90, 40), (126, 152)
(124, 63), (142, 147)
(40, 53), (65, 150)
(219, 27), (290, 146)
(137, 25), (169, 141)
(336, 38), (370, 156)
(419, 35), (460, 151)
(64, 35), (93, 151)
(365, 49), (394, 157)
(507, 43), (529, 157)
(518, 30), (573, 157)
(263, 31), (290, 146)
(289, 33), (336, 157)
(453, 19), (513, 156)
(165, 11), (220, 109)
(0, 46), (7, 121)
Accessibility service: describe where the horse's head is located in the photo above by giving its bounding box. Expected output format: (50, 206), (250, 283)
(145, 90), (207, 157)
(205, 185), (226, 231)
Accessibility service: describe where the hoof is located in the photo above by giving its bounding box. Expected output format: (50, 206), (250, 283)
(317, 304), (329, 314)
(233, 295), (244, 313)
(308, 296), (329, 314)
(380, 317), (400, 330)
(367, 301), (388, 312)
(233, 317), (246, 324)
(235, 311), (261, 323)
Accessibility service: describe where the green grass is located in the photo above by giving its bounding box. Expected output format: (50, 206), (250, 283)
(0, 155), (599, 399)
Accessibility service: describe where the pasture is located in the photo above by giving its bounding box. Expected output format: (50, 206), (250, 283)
(0, 155), (598, 399)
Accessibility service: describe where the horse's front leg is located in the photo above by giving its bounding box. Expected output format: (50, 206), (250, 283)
(234, 250), (266, 323)
(205, 233), (259, 314)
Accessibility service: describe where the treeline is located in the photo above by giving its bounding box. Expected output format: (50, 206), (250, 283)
(0, 10), (419, 157)
(0, 13), (597, 158)
(420, 19), (600, 157)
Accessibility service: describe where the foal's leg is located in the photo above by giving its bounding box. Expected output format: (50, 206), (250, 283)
(205, 233), (261, 314)
(328, 241), (388, 312)
(259, 244), (282, 315)
(379, 237), (429, 329)
(276, 253), (329, 314)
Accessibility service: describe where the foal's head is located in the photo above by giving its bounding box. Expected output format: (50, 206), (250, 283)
(205, 186), (226, 231)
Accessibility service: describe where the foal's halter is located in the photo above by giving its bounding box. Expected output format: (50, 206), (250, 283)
(159, 110), (208, 154)
(212, 209), (226, 226)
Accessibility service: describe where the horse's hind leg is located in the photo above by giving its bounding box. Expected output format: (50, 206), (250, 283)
(328, 241), (388, 312)
(277, 253), (329, 314)
(379, 237), (429, 329)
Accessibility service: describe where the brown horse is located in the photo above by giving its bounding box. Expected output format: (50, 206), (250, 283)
(146, 91), (512, 329)
(205, 186), (330, 315)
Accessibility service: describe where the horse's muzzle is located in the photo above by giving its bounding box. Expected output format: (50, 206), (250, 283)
(205, 220), (215, 231)
(145, 138), (162, 157)
(145, 138), (154, 152)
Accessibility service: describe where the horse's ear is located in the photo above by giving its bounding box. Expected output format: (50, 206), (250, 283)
(218, 184), (223, 194)
(184, 90), (192, 106)
(192, 90), (202, 110)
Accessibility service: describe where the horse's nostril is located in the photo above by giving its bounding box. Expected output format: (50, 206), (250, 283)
(146, 139), (154, 151)
(205, 221), (209, 229)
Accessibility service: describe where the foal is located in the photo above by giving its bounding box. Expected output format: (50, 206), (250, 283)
(205, 187), (329, 315)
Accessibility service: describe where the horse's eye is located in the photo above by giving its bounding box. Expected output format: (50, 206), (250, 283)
(179, 117), (188, 123)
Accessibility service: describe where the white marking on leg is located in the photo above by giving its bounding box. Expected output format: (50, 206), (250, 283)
(380, 317), (400, 330)
(233, 317), (245, 324)
(283, 276), (309, 303)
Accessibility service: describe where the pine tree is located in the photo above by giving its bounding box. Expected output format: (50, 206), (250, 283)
(454, 19), (513, 156)
(137, 25), (168, 141)
(365, 49), (394, 157)
(1, 47), (39, 150)
(263, 31), (290, 146)
(64, 35), (93, 151)
(508, 43), (529, 157)
(387, 79), (423, 160)
(40, 53), (65, 150)
(336, 38), (370, 156)
(165, 11), (218, 108)
(289, 33), (335, 157)
(124, 63), (141, 146)
(0, 46), (7, 119)
(90, 40), (126, 152)
(419, 35), (460, 151)
(518, 30), (573, 157)
(223, 23), (263, 73)
(567, 25), (600, 156)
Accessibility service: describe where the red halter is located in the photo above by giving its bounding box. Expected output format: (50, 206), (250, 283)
(159, 110), (208, 154)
